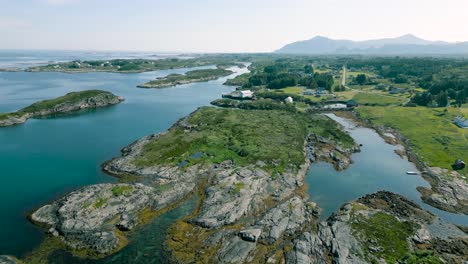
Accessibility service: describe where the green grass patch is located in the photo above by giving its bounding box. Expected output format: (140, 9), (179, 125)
(93, 197), (109, 208)
(0, 90), (114, 120)
(280, 86), (304, 95)
(132, 107), (354, 173)
(357, 106), (468, 175)
(111, 185), (133, 197)
(230, 182), (245, 195)
(352, 212), (417, 264)
(352, 92), (406, 106)
(224, 72), (251, 86)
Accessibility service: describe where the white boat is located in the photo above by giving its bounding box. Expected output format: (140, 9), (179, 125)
(406, 171), (418, 175)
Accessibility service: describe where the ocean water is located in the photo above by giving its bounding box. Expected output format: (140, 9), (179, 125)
(0, 56), (246, 257)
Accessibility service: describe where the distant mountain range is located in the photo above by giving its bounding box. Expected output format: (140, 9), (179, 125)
(275, 34), (468, 55)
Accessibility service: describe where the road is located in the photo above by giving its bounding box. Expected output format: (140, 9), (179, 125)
(341, 65), (346, 86)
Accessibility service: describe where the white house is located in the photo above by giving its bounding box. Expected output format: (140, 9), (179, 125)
(285, 96), (294, 103)
(240, 90), (253, 98)
(324, 103), (347, 109)
(454, 116), (468, 128)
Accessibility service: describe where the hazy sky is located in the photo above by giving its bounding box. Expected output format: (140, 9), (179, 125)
(1, 0), (467, 52)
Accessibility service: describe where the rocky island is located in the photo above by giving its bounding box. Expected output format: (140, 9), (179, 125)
(0, 90), (124, 127)
(19, 106), (467, 263)
(137, 68), (234, 88)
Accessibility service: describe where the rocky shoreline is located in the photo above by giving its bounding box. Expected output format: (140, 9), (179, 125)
(0, 90), (124, 127)
(6, 108), (467, 263)
(342, 111), (468, 215)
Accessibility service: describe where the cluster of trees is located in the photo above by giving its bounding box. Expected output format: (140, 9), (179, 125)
(211, 98), (297, 112)
(342, 57), (468, 107)
(244, 61), (334, 91)
(356, 74), (367, 85)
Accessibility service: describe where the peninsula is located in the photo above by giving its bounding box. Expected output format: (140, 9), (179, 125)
(0, 90), (124, 127)
(137, 68), (233, 88)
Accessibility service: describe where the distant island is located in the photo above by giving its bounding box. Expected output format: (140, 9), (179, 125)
(19, 56), (245, 73)
(137, 68), (233, 88)
(276, 34), (468, 55)
(0, 90), (124, 127)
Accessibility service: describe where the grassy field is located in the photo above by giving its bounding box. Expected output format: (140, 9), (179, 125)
(132, 107), (354, 173)
(224, 72), (251, 86)
(357, 106), (468, 175)
(352, 93), (407, 106)
(280, 86), (304, 95)
(0, 90), (113, 120)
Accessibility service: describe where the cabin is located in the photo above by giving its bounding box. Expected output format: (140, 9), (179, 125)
(389, 87), (407, 94)
(452, 159), (466, 170)
(454, 116), (468, 128)
(324, 103), (347, 109)
(303, 89), (315, 96)
(285, 96), (294, 104)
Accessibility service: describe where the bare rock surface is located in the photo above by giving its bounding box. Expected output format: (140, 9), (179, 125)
(31, 183), (153, 254)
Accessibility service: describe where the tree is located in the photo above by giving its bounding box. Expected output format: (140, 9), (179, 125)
(304, 65), (314, 74)
(436, 91), (448, 107)
(455, 90), (466, 107)
(356, 74), (367, 85)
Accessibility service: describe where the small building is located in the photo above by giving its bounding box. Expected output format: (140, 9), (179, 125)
(324, 103), (347, 109)
(303, 89), (315, 96)
(389, 87), (407, 94)
(452, 159), (466, 170)
(375, 84), (387, 90)
(240, 90), (253, 98)
(454, 116), (468, 128)
(285, 96), (294, 103)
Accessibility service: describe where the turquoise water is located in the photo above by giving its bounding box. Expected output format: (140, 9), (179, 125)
(306, 114), (468, 225)
(0, 65), (245, 257)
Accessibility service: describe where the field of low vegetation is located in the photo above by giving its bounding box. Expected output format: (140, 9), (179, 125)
(352, 93), (407, 106)
(0, 90), (113, 120)
(132, 107), (354, 173)
(357, 106), (468, 175)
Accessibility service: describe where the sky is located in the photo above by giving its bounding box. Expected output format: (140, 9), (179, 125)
(1, 0), (467, 52)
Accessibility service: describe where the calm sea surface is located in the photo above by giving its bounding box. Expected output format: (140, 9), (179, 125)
(0, 52), (245, 257)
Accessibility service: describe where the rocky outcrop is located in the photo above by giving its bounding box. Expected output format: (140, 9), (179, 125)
(306, 134), (359, 171)
(286, 191), (467, 264)
(0, 256), (21, 264)
(417, 168), (468, 215)
(30, 184), (153, 254)
(0, 90), (124, 127)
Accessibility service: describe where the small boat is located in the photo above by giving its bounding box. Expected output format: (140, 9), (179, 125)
(406, 171), (418, 175)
